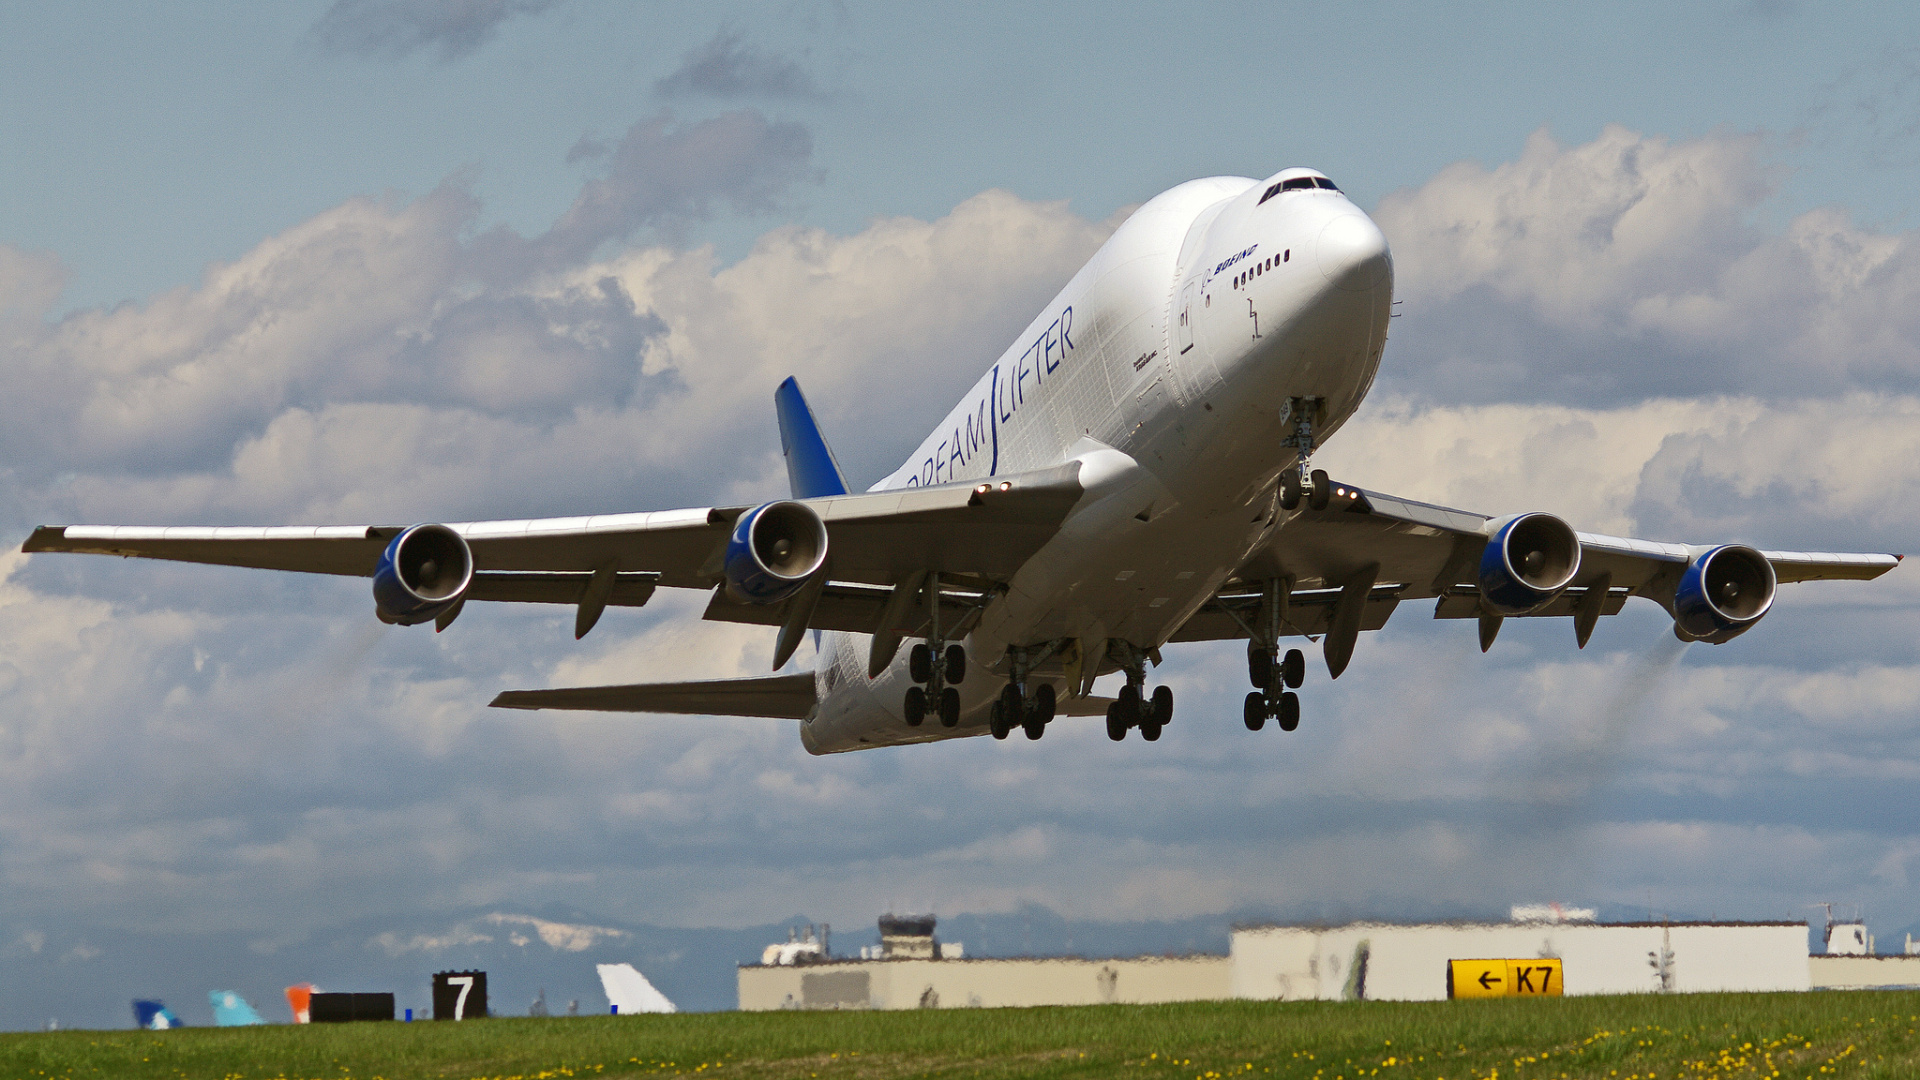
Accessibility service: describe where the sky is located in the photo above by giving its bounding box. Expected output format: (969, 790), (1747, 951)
(2, 0), (1919, 1029)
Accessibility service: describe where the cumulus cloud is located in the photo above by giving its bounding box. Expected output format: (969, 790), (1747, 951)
(653, 28), (823, 101)
(308, 0), (562, 62)
(1375, 125), (1920, 402)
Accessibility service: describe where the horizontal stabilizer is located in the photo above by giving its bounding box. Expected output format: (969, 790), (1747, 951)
(490, 672), (816, 719)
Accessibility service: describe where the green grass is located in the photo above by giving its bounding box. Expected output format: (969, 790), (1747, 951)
(2, 992), (1918, 1080)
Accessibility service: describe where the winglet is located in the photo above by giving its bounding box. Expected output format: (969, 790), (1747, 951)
(774, 377), (850, 500)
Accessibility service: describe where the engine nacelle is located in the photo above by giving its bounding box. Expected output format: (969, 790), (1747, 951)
(724, 500), (828, 605)
(1477, 512), (1582, 615)
(373, 524), (474, 626)
(1673, 544), (1775, 644)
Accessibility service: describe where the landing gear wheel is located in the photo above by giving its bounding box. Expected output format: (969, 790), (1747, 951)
(1033, 683), (1057, 722)
(1308, 469), (1332, 511)
(939, 686), (961, 728)
(908, 643), (932, 684)
(1151, 685), (1174, 726)
(1116, 683), (1142, 728)
(1106, 703), (1127, 741)
(999, 683), (1024, 720)
(1281, 648), (1305, 689)
(1280, 471), (1302, 511)
(1140, 718), (1163, 741)
(904, 686), (927, 726)
(1022, 710), (1046, 740)
(989, 701), (1011, 740)
(1244, 691), (1267, 731)
(1248, 641), (1273, 689)
(944, 644), (966, 685)
(1277, 691), (1300, 732)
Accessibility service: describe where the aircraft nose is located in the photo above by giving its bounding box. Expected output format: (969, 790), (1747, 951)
(1316, 212), (1391, 292)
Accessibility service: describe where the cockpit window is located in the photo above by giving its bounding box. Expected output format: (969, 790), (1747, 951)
(1258, 175), (1333, 204)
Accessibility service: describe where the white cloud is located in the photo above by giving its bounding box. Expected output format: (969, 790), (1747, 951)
(1374, 125), (1920, 402)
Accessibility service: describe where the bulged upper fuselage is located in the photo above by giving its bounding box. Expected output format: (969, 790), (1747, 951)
(804, 170), (1393, 752)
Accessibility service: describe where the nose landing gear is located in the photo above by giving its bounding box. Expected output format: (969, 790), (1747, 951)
(1277, 397), (1330, 512)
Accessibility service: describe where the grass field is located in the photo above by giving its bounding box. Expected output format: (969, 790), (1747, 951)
(2, 992), (1917, 1080)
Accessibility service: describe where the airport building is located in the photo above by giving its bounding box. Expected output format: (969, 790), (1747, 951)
(739, 911), (1920, 1010)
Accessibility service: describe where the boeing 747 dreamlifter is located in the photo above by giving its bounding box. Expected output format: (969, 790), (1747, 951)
(23, 169), (1902, 752)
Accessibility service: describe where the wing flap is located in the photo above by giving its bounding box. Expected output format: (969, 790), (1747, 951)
(465, 571), (660, 607)
(1169, 584), (1404, 643)
(490, 673), (816, 719)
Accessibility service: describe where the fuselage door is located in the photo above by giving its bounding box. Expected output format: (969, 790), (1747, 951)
(1177, 281), (1196, 355)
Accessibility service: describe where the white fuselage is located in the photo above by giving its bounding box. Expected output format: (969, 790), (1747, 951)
(802, 170), (1393, 753)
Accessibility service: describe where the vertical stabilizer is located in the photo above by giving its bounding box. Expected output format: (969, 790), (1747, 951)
(597, 962), (677, 1014)
(774, 377), (850, 499)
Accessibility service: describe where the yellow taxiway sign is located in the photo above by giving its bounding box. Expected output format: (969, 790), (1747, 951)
(1448, 958), (1563, 999)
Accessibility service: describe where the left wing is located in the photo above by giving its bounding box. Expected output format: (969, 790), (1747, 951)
(1182, 477), (1901, 669)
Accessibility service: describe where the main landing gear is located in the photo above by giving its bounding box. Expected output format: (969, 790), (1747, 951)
(1105, 643), (1174, 742)
(1244, 642), (1304, 732)
(1238, 577), (1307, 733)
(990, 645), (1057, 741)
(902, 573), (963, 728)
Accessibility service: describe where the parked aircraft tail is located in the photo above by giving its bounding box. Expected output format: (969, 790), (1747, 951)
(210, 990), (265, 1026)
(597, 962), (676, 1014)
(132, 1000), (184, 1029)
(774, 377), (850, 499)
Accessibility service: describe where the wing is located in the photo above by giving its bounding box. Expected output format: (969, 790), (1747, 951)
(491, 674), (817, 719)
(1180, 477), (1902, 652)
(21, 462), (1086, 632)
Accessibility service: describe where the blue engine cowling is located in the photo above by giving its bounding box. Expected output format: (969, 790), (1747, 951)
(1478, 512), (1582, 615)
(724, 500), (828, 604)
(373, 524), (475, 626)
(1673, 544), (1775, 643)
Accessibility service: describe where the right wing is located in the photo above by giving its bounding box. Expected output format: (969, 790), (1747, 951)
(22, 462), (1087, 634)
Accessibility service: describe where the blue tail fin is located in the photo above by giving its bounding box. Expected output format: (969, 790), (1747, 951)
(774, 377), (850, 499)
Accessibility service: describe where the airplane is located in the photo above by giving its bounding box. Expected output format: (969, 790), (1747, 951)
(22, 168), (1902, 754)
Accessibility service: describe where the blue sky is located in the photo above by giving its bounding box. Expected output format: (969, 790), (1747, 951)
(1, 0), (1918, 1029)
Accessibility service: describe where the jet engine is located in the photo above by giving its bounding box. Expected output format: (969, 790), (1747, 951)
(724, 500), (828, 604)
(1477, 512), (1581, 615)
(373, 523), (474, 626)
(1673, 544), (1775, 643)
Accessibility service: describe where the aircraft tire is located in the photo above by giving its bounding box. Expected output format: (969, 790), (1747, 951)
(1106, 703), (1127, 741)
(945, 645), (966, 685)
(1139, 719), (1162, 741)
(1280, 472), (1302, 510)
(989, 701), (1011, 740)
(939, 686), (961, 727)
(1282, 648), (1305, 689)
(1309, 469), (1332, 511)
(1247, 642), (1273, 688)
(1151, 685), (1174, 726)
(908, 644), (932, 684)
(1277, 691), (1300, 731)
(904, 686), (927, 726)
(1034, 683), (1056, 722)
(1022, 712), (1046, 740)
(1243, 692), (1267, 731)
